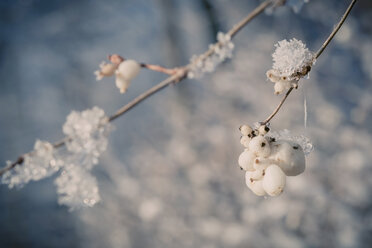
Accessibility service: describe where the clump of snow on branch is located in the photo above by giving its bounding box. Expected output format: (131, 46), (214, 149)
(238, 124), (310, 196)
(1, 141), (63, 188)
(55, 164), (100, 210)
(266, 38), (314, 94)
(63, 106), (110, 169)
(1, 107), (111, 210)
(187, 32), (234, 79)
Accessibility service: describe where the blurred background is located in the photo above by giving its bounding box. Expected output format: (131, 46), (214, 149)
(0, 0), (371, 247)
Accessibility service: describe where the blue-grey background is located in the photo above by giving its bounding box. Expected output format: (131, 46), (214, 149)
(0, 0), (371, 247)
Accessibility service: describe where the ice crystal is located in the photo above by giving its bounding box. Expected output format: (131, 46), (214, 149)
(1, 107), (111, 210)
(267, 129), (314, 155)
(55, 164), (100, 210)
(1, 140), (62, 188)
(188, 32), (234, 79)
(63, 106), (110, 170)
(271, 38), (314, 78)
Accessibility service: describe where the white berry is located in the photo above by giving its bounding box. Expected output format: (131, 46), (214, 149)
(262, 164), (286, 196)
(115, 60), (141, 93)
(117, 60), (141, 80)
(245, 171), (266, 196)
(115, 75), (130, 94)
(269, 140), (305, 176)
(238, 150), (255, 171)
(274, 81), (286, 95)
(240, 136), (250, 148)
(258, 125), (269, 135)
(248, 135), (271, 157)
(240, 125), (252, 136)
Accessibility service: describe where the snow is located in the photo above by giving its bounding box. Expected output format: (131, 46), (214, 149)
(271, 38), (314, 79)
(187, 32), (234, 79)
(2, 107), (111, 210)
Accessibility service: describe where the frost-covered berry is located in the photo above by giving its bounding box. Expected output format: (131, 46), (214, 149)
(115, 60), (141, 93)
(248, 136), (271, 157)
(262, 164), (286, 196)
(269, 140), (305, 176)
(240, 136), (250, 148)
(239, 125), (253, 136)
(245, 172), (266, 196)
(238, 150), (255, 171)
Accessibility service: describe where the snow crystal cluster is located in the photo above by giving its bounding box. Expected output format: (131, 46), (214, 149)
(238, 124), (311, 196)
(187, 32), (234, 79)
(2, 141), (63, 188)
(266, 38), (314, 94)
(1, 107), (111, 210)
(95, 56), (141, 94)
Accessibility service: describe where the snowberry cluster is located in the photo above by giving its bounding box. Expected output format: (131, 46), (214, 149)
(266, 38), (314, 94)
(187, 32), (234, 79)
(238, 124), (306, 196)
(95, 55), (141, 94)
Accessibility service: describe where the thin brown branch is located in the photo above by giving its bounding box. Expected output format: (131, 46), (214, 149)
(227, 0), (273, 38)
(261, 0), (357, 125)
(315, 0), (357, 59)
(140, 63), (179, 75)
(261, 87), (294, 125)
(0, 0), (274, 177)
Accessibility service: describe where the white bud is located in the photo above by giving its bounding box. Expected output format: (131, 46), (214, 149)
(117, 60), (141, 80)
(238, 150), (255, 171)
(239, 125), (252, 136)
(262, 164), (286, 196)
(269, 140), (305, 176)
(248, 136), (271, 157)
(245, 171), (266, 196)
(240, 136), (250, 148)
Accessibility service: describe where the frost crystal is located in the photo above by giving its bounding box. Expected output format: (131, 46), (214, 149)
(188, 32), (234, 79)
(1, 107), (111, 210)
(272, 38), (314, 79)
(267, 129), (314, 155)
(55, 164), (100, 210)
(1, 140), (62, 188)
(63, 106), (110, 170)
